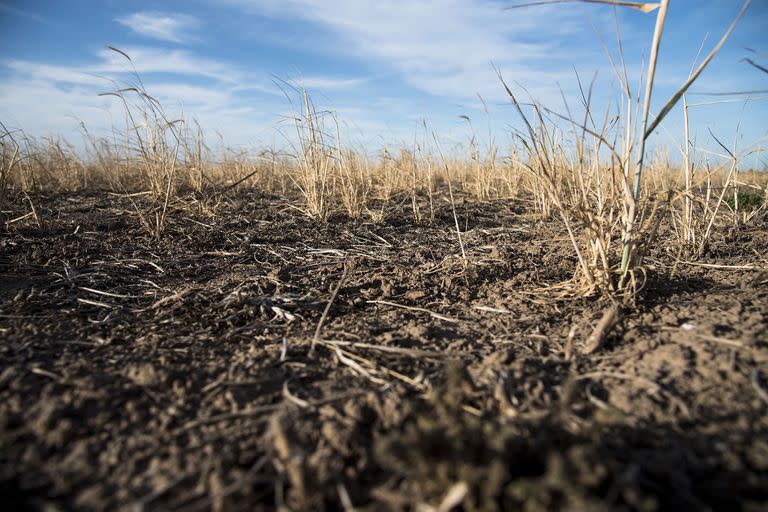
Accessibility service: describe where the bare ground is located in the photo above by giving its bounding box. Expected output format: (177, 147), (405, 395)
(1, 190), (767, 511)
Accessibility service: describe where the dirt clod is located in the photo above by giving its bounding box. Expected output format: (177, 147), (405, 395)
(1, 191), (767, 510)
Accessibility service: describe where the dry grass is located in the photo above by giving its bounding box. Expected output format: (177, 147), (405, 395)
(2, 6), (766, 302)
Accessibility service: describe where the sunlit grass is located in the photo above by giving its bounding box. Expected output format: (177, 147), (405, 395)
(1, 1), (765, 304)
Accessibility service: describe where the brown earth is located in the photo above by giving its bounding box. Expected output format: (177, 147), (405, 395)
(1, 190), (767, 511)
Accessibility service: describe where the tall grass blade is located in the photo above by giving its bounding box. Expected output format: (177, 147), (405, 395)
(619, 0), (668, 276)
(744, 58), (768, 75)
(644, 0), (752, 137)
(507, 0), (660, 13)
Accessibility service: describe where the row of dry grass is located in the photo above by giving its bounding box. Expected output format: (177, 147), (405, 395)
(4, 117), (762, 212)
(3, 106), (764, 257)
(2, 0), (766, 305)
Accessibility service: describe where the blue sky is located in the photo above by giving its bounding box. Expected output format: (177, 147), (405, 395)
(0, 0), (766, 165)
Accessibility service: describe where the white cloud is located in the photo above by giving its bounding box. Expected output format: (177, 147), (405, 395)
(0, 78), (121, 138)
(225, 0), (608, 103)
(0, 71), (282, 150)
(5, 46), (248, 86)
(0, 2), (55, 26)
(4, 45), (369, 94)
(115, 11), (200, 43)
(0, 44), (368, 149)
(93, 46), (244, 83)
(4, 60), (108, 87)
(297, 76), (368, 90)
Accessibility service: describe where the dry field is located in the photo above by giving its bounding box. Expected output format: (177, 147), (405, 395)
(2, 2), (768, 510)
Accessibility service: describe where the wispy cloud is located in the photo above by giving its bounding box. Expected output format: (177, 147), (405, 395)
(5, 46), (253, 87)
(225, 0), (606, 103)
(0, 42), (369, 148)
(115, 11), (200, 43)
(0, 47), (272, 133)
(297, 76), (368, 90)
(3, 45), (367, 96)
(0, 2), (54, 26)
(95, 46), (243, 83)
